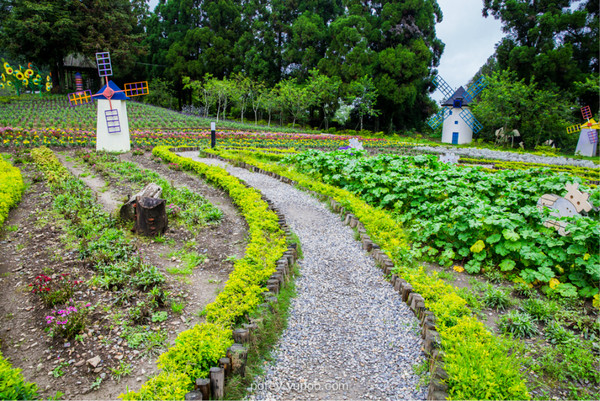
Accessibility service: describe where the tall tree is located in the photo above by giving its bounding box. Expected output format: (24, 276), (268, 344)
(482, 0), (598, 99)
(0, 0), (146, 90)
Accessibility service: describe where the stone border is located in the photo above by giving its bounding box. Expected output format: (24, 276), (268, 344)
(176, 148), (446, 400)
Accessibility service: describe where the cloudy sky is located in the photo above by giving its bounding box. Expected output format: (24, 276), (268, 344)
(146, 0), (506, 102)
(433, 0), (505, 101)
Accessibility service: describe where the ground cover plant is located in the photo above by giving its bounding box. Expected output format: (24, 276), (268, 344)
(284, 150), (600, 298)
(206, 147), (600, 400)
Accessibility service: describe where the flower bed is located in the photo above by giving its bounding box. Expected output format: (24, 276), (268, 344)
(120, 146), (287, 400)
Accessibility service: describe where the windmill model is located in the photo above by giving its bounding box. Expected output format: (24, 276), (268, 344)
(566, 106), (598, 157)
(67, 52), (149, 152)
(427, 75), (487, 145)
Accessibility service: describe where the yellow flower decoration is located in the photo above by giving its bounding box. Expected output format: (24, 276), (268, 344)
(46, 75), (51, 82)
(25, 69), (34, 77)
(0, 83), (4, 89)
(36, 74), (41, 79)
(22, 78), (29, 86)
(45, 82), (52, 91)
(15, 71), (24, 80)
(1, 73), (4, 82)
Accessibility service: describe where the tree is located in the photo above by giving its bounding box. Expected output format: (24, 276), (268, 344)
(230, 73), (252, 124)
(482, 0), (598, 100)
(472, 70), (576, 150)
(349, 75), (380, 131)
(306, 69), (341, 130)
(276, 78), (316, 128)
(0, 0), (146, 90)
(249, 80), (267, 125)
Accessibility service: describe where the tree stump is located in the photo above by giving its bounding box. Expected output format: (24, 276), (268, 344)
(120, 183), (162, 221)
(135, 196), (168, 237)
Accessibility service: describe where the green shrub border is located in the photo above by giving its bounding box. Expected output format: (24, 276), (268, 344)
(120, 146), (287, 400)
(0, 155), (25, 227)
(206, 147), (531, 401)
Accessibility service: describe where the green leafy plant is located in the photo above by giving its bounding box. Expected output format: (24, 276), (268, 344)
(0, 353), (39, 400)
(109, 361), (133, 383)
(521, 297), (558, 322)
(51, 361), (69, 378)
(544, 321), (577, 346)
(498, 310), (537, 338)
(483, 286), (511, 310)
(151, 311), (168, 323)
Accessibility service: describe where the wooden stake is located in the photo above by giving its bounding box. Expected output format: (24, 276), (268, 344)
(233, 328), (250, 344)
(219, 357), (231, 376)
(195, 378), (210, 400)
(210, 367), (224, 399)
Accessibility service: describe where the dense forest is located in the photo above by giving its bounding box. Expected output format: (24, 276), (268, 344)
(0, 0), (598, 146)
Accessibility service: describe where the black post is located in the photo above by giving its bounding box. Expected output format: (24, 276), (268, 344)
(211, 122), (216, 148)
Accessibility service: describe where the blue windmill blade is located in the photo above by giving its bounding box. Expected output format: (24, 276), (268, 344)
(427, 107), (451, 129)
(459, 109), (483, 134)
(433, 75), (454, 103)
(464, 76), (487, 103)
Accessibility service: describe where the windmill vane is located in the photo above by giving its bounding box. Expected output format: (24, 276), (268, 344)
(96, 52), (113, 77)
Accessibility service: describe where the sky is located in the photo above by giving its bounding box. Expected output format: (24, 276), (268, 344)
(146, 0), (505, 103)
(433, 0), (505, 102)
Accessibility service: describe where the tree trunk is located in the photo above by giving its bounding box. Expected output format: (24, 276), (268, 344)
(135, 197), (168, 237)
(120, 183), (162, 221)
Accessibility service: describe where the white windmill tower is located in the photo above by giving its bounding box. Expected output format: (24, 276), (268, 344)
(427, 76), (487, 145)
(67, 52), (149, 152)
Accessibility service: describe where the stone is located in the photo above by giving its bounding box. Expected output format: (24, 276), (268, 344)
(86, 356), (101, 368)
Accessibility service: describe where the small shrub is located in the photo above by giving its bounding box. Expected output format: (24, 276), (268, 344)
(29, 274), (83, 307)
(483, 286), (511, 311)
(45, 301), (92, 339)
(545, 321), (577, 346)
(498, 310), (537, 338)
(132, 264), (165, 291)
(0, 354), (39, 400)
(512, 281), (533, 298)
(521, 297), (558, 322)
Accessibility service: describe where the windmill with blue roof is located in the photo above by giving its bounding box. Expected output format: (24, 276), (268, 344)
(427, 75), (486, 145)
(67, 52), (149, 152)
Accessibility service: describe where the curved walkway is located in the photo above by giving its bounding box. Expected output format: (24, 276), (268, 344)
(178, 152), (426, 401)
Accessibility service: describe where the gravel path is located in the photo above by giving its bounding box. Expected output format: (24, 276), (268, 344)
(178, 152), (426, 401)
(414, 145), (599, 168)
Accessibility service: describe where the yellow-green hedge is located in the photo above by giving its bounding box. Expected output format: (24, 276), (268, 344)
(207, 148), (530, 401)
(120, 146), (287, 400)
(0, 156), (25, 228)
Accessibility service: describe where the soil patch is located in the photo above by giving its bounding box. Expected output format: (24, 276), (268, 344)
(0, 150), (248, 399)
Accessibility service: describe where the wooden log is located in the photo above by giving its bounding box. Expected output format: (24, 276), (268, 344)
(120, 183), (162, 221)
(195, 378), (210, 400)
(209, 367), (224, 399)
(402, 284), (413, 302)
(266, 279), (279, 294)
(243, 322), (258, 335)
(228, 344), (248, 377)
(134, 196), (168, 237)
(219, 357), (231, 376)
(185, 391), (203, 400)
(233, 328), (250, 344)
